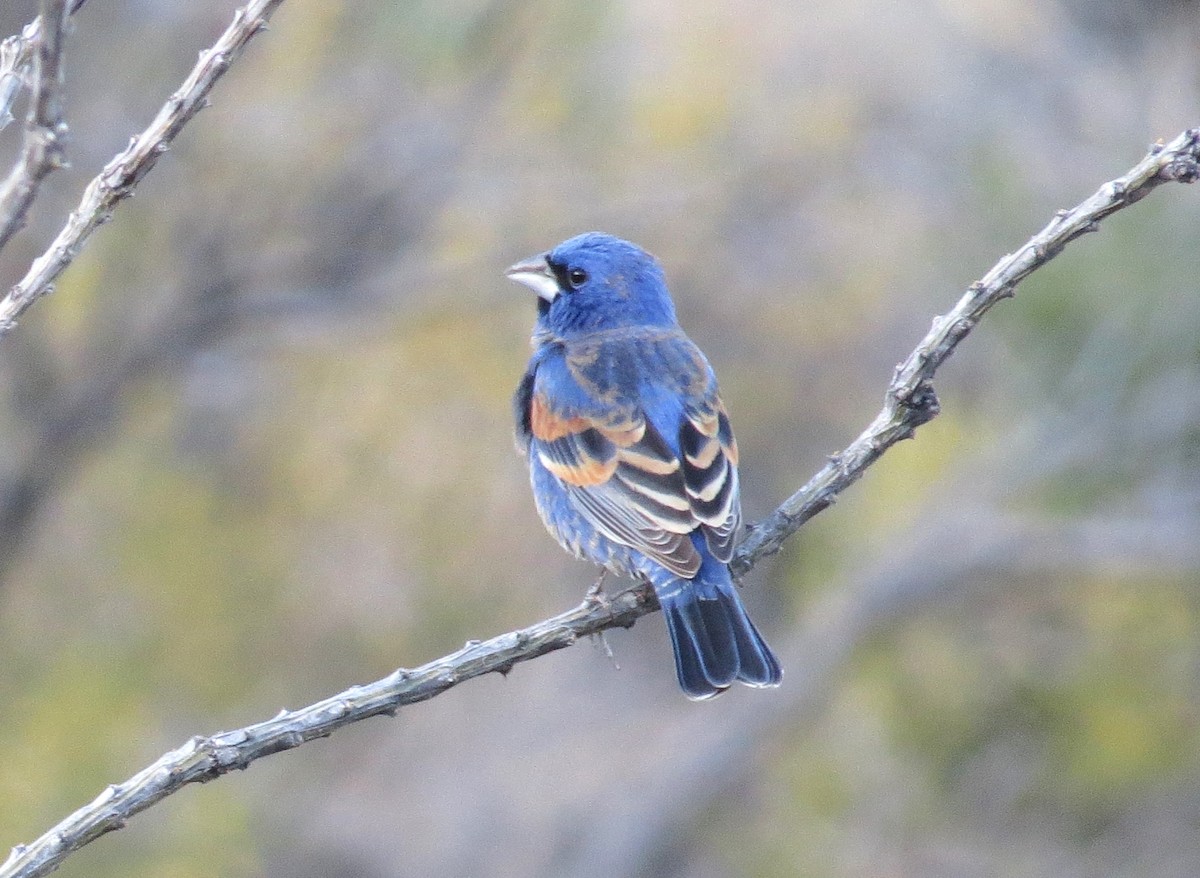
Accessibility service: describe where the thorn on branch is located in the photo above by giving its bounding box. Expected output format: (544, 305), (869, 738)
(209, 52), (232, 76)
(1161, 155), (1200, 184)
(901, 380), (940, 428)
(284, 730), (307, 749)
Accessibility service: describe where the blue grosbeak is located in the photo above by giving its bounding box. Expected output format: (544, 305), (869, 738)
(507, 232), (782, 699)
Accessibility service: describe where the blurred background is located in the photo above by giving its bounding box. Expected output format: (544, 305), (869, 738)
(1, 0), (1199, 875)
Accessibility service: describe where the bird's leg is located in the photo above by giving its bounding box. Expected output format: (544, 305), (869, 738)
(585, 568), (609, 604)
(595, 629), (620, 669)
(583, 569), (621, 668)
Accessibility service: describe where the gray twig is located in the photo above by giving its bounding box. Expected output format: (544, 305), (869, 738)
(0, 0), (70, 254)
(0, 0), (287, 338)
(0, 127), (1197, 878)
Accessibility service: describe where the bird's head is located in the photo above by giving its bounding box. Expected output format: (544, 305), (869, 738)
(506, 232), (678, 338)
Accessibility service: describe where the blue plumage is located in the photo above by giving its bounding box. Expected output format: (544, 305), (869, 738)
(508, 232), (782, 699)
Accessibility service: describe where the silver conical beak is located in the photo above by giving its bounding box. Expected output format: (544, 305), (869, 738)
(505, 254), (560, 302)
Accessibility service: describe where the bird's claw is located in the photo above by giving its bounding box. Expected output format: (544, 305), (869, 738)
(585, 569), (608, 601)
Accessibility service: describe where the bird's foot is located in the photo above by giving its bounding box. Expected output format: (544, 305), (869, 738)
(594, 630), (620, 670)
(585, 569), (609, 606)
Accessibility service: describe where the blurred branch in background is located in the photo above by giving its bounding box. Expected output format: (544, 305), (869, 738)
(0, 235), (241, 583)
(3, 127), (1196, 878)
(551, 508), (1200, 878)
(0, 0), (70, 253)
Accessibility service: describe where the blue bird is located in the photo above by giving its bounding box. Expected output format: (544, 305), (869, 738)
(507, 232), (782, 699)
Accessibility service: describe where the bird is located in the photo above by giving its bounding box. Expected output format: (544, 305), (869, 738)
(506, 231), (782, 699)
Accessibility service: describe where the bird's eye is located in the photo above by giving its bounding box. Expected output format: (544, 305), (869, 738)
(566, 267), (588, 289)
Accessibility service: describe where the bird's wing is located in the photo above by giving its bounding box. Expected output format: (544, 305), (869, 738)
(528, 387), (700, 577)
(527, 343), (741, 575)
(679, 394), (741, 562)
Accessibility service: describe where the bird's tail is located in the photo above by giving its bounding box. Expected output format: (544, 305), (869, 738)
(653, 554), (782, 700)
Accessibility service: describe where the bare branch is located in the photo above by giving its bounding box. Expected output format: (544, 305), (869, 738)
(730, 126), (1200, 575)
(0, 0), (288, 338)
(1, 127), (1197, 878)
(0, 0), (70, 254)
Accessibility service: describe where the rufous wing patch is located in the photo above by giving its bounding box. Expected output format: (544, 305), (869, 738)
(530, 393), (595, 442)
(540, 448), (618, 487)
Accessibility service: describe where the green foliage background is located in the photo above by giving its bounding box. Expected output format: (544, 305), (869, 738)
(0, 0), (1198, 876)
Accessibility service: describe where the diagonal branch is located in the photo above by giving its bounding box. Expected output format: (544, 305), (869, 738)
(0, 0), (71, 254)
(1, 127), (1196, 878)
(730, 126), (1200, 575)
(0, 0), (288, 338)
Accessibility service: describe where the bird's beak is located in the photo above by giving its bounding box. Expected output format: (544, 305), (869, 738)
(505, 254), (560, 302)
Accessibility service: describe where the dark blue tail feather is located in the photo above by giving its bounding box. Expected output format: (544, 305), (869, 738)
(657, 572), (782, 700)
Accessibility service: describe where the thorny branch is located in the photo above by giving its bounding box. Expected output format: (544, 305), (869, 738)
(0, 0), (287, 338)
(1, 127), (1197, 878)
(730, 126), (1200, 574)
